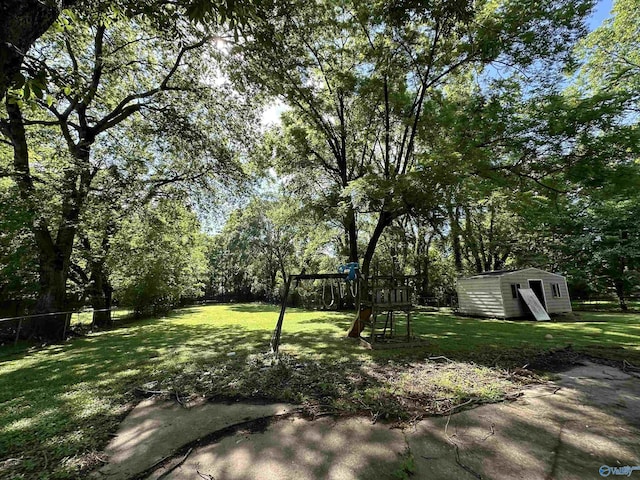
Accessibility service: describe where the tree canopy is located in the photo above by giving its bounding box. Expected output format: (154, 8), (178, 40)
(2, 0), (640, 335)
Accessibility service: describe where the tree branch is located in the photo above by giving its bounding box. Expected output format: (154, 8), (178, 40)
(93, 36), (210, 136)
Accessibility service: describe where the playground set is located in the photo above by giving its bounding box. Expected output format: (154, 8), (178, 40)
(270, 263), (427, 355)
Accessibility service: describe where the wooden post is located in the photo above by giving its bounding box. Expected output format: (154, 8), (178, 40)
(14, 317), (22, 346)
(370, 312), (376, 344)
(347, 275), (366, 338)
(62, 312), (70, 340)
(270, 275), (292, 356)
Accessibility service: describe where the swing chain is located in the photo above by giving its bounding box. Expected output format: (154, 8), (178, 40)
(321, 279), (336, 309)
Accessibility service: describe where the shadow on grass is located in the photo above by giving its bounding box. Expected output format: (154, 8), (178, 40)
(0, 305), (379, 478)
(2, 303), (640, 479)
(227, 303), (281, 313)
(268, 306), (640, 366)
(0, 320), (274, 478)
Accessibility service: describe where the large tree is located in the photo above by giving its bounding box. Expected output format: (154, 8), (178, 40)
(0, 7), (252, 338)
(0, 0), (78, 101)
(236, 0), (594, 276)
(0, 0), (265, 102)
(109, 198), (209, 315)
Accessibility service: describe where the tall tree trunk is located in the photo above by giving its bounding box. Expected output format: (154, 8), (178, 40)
(6, 99), (90, 340)
(0, 0), (76, 101)
(32, 226), (75, 339)
(6, 100), (72, 339)
(463, 207), (483, 273)
(89, 263), (112, 327)
(33, 254), (70, 339)
(448, 205), (463, 274)
(81, 226), (114, 327)
(345, 206), (358, 263)
(362, 211), (392, 277)
(613, 279), (627, 311)
(422, 233), (434, 302)
(614, 230), (629, 311)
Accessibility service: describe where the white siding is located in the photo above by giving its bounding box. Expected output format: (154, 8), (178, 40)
(500, 269), (572, 317)
(456, 277), (505, 318)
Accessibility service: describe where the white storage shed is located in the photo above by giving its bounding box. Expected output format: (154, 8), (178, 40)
(456, 268), (572, 319)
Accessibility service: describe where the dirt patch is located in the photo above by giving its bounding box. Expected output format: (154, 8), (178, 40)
(142, 352), (534, 424)
(128, 344), (640, 432)
(522, 345), (640, 377)
(524, 345), (586, 372)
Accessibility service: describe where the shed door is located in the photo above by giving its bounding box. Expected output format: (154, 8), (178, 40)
(528, 280), (546, 309)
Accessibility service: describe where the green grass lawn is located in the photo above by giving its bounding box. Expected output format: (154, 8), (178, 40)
(1, 304), (639, 479)
(70, 308), (134, 327)
(572, 299), (640, 312)
(414, 309), (640, 363)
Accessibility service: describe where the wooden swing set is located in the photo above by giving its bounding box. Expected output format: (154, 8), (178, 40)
(270, 266), (426, 355)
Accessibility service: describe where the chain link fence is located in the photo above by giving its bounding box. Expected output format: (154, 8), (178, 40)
(0, 308), (133, 348)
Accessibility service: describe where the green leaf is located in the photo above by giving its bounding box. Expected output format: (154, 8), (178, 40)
(12, 72), (26, 89)
(31, 83), (43, 99)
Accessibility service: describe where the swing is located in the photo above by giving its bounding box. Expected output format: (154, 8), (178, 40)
(298, 282), (313, 309)
(272, 265), (424, 355)
(321, 280), (336, 309)
(349, 280), (358, 299)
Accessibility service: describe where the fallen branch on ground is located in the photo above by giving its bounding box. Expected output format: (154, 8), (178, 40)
(356, 398), (380, 423)
(133, 387), (168, 396)
(444, 407), (483, 479)
(623, 360), (640, 372)
(428, 355), (454, 363)
(196, 469), (216, 479)
(453, 443), (483, 479)
(157, 448), (193, 480)
(481, 423), (495, 442)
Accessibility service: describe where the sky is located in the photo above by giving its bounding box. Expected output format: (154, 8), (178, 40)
(588, 0), (613, 30)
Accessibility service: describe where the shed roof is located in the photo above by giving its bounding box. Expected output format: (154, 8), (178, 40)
(474, 269), (519, 276)
(461, 267), (565, 280)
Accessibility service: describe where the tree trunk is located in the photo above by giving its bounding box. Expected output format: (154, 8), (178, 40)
(6, 99), (86, 341)
(616, 231), (629, 311)
(345, 208), (358, 263)
(422, 233), (433, 302)
(90, 263), (112, 327)
(76, 227), (114, 327)
(6, 99), (72, 340)
(0, 0), (76, 101)
(448, 205), (463, 274)
(463, 207), (483, 273)
(613, 279), (627, 311)
(362, 212), (392, 277)
(32, 258), (70, 340)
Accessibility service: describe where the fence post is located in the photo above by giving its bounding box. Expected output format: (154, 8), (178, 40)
(62, 312), (69, 340)
(14, 317), (22, 346)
